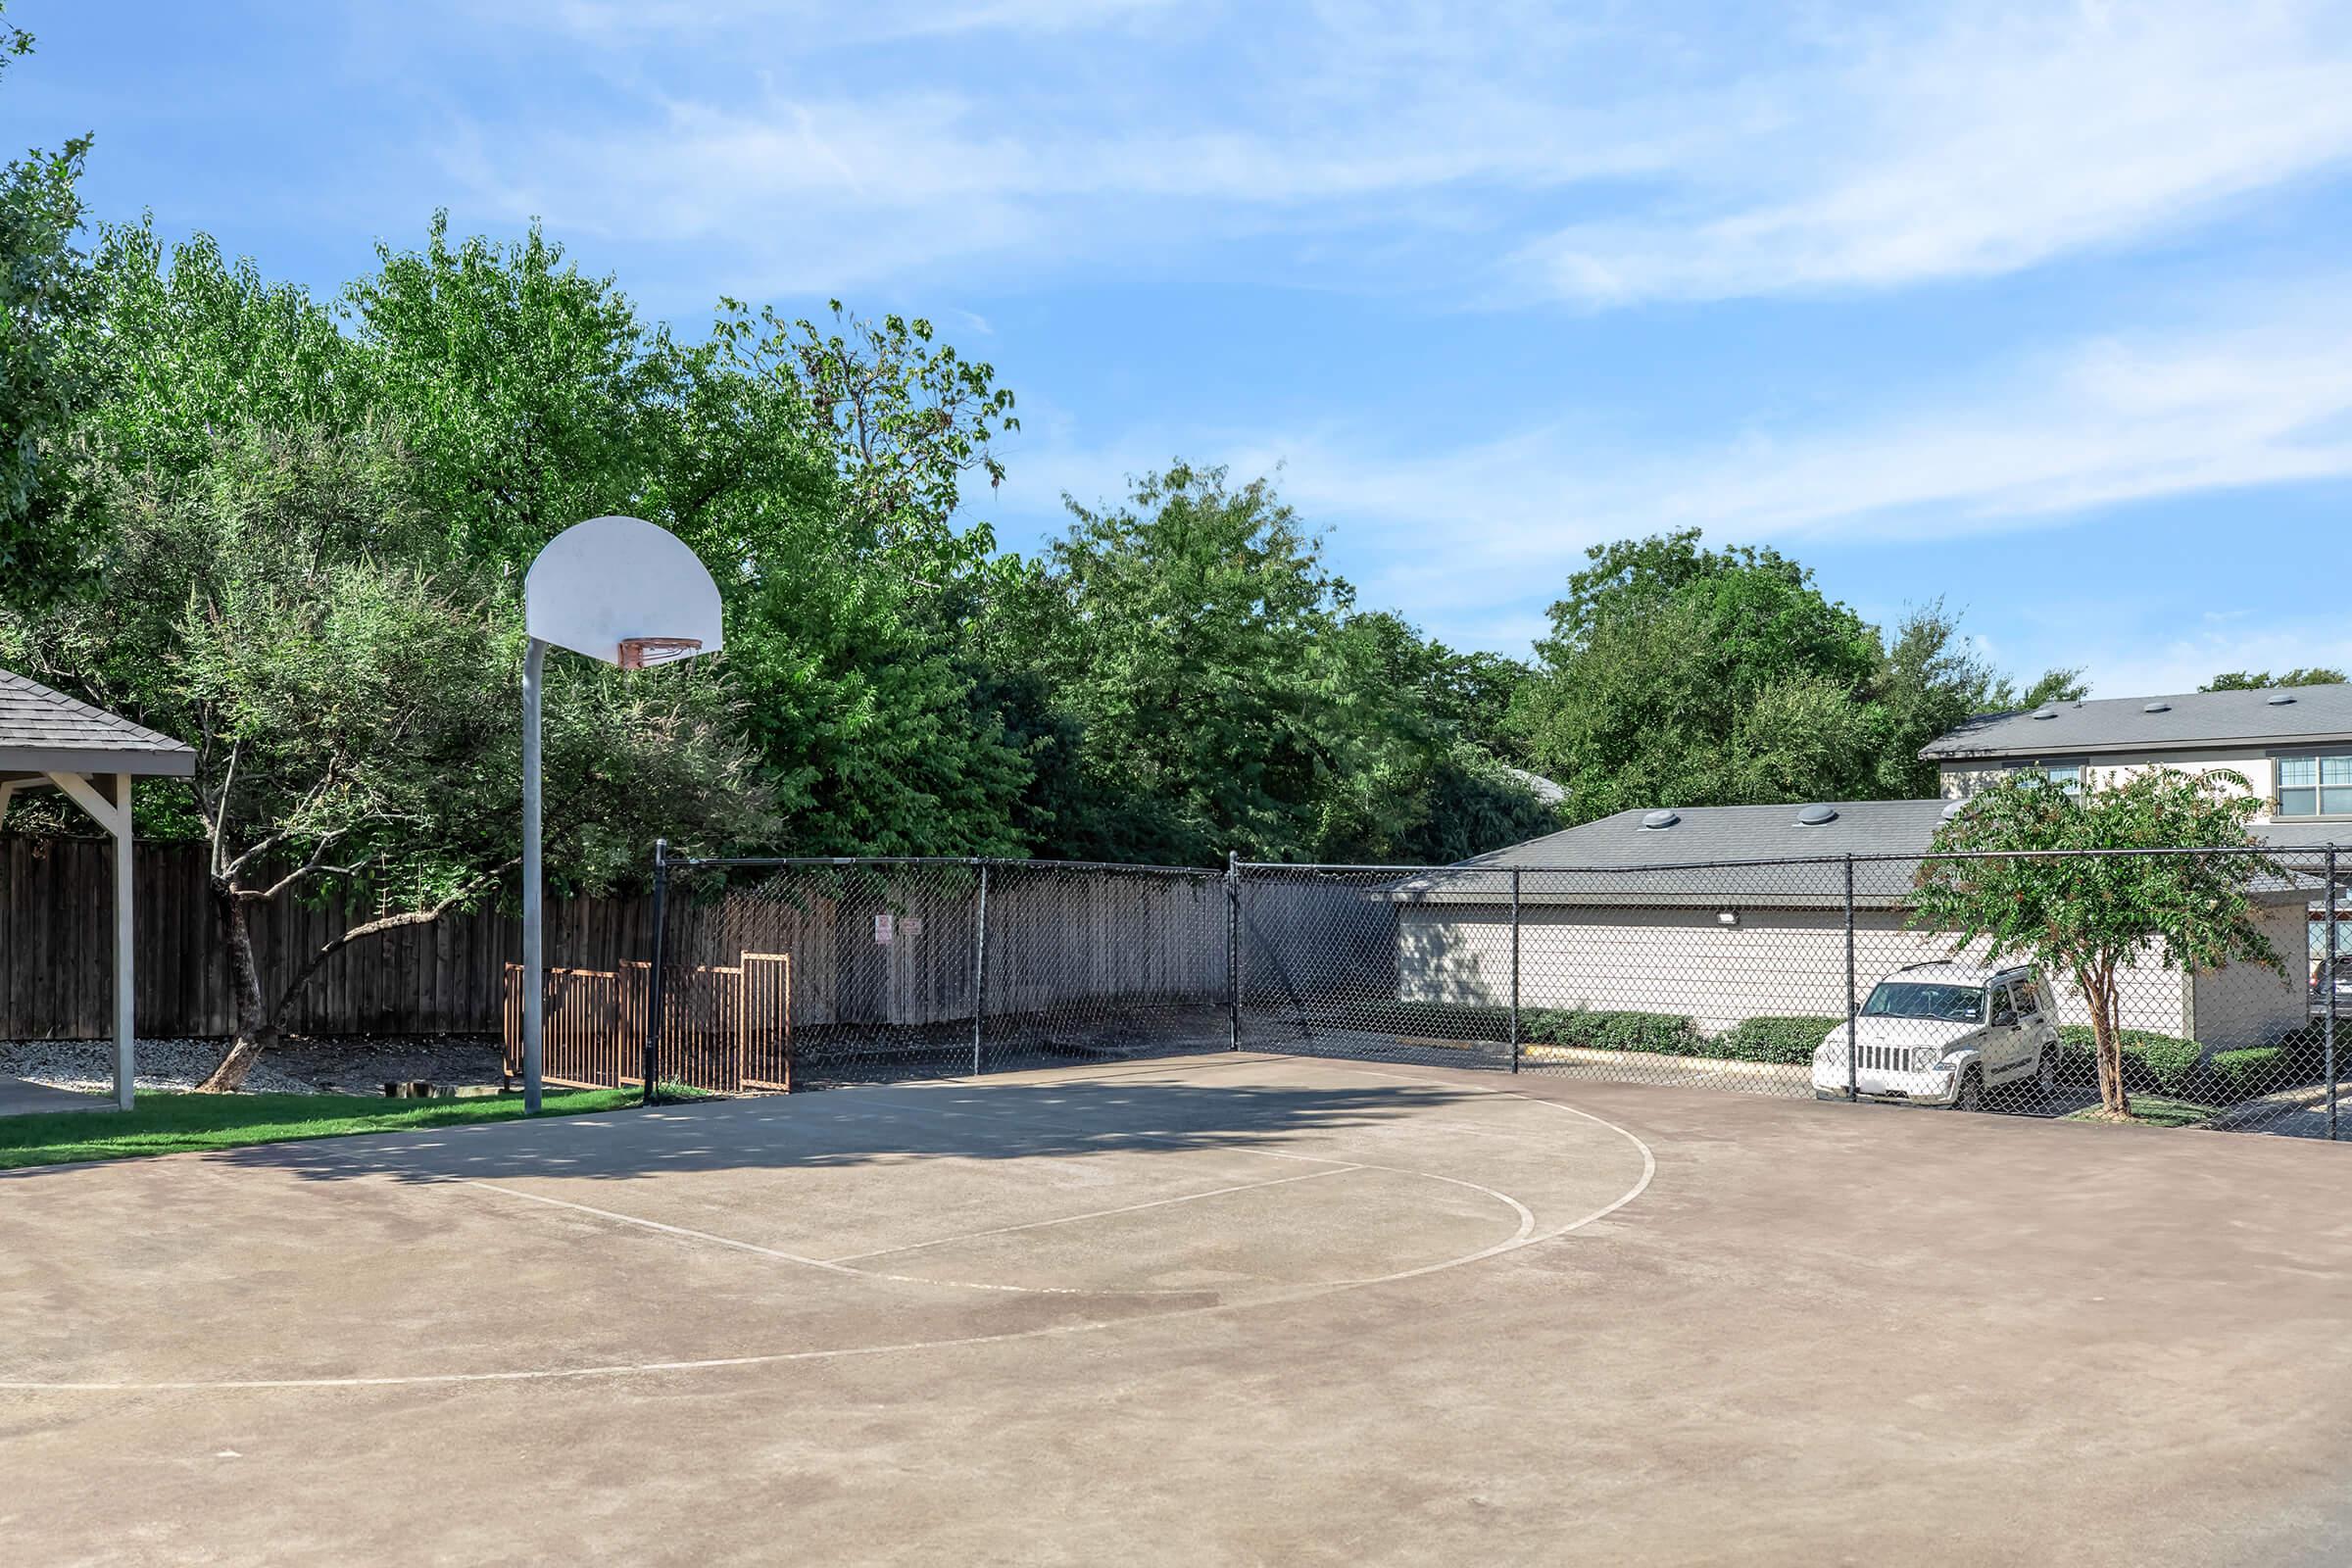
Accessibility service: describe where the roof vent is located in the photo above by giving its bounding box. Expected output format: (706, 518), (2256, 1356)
(2142, 701), (2170, 713)
(1940, 799), (1969, 820)
(2268, 693), (2297, 706)
(2031, 708), (2058, 720)
(1794, 804), (1838, 826)
(1640, 809), (1680, 830)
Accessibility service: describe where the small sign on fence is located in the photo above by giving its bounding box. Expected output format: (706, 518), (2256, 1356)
(873, 911), (894, 946)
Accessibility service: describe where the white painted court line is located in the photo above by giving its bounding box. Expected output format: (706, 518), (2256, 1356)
(445, 1177), (1110, 1298)
(822, 1164), (1360, 1263)
(0, 1058), (1657, 1394)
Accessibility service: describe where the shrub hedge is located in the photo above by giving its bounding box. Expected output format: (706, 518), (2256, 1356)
(2056, 1025), (2206, 1097)
(1517, 1007), (1837, 1064)
(2206, 1047), (2286, 1102)
(1712, 1015), (1845, 1065)
(1521, 1007), (1700, 1055)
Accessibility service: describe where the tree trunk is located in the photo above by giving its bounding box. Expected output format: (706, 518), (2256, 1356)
(2085, 965), (2131, 1116)
(197, 886), (277, 1093)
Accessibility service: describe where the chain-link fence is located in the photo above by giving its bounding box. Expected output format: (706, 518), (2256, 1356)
(1237, 846), (2346, 1138)
(645, 853), (1231, 1089)
(577, 842), (2348, 1140)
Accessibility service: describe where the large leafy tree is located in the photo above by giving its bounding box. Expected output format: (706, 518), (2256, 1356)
(993, 465), (1550, 864)
(1911, 771), (2282, 1117)
(1870, 603), (2086, 797)
(990, 464), (1357, 862)
(80, 220), (359, 475)
(81, 217), (1034, 858)
(697, 299), (1031, 856)
(0, 6), (96, 601)
(0, 430), (773, 1089)
(1513, 531), (2083, 820)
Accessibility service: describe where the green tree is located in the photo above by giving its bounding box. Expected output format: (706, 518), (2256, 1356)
(1911, 770), (2281, 1116)
(80, 220), (357, 475)
(88, 216), (1034, 859)
(992, 466), (1554, 864)
(0, 6), (97, 601)
(1515, 533), (2083, 820)
(0, 429), (772, 1089)
(994, 466), (1393, 861)
(2202, 668), (2348, 692)
(1868, 602), (2086, 797)
(699, 298), (1031, 856)
(1512, 546), (1883, 818)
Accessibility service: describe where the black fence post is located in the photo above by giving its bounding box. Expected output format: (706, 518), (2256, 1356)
(972, 859), (989, 1078)
(1509, 867), (1522, 1074)
(1843, 855), (1858, 1103)
(643, 837), (668, 1107)
(2328, 845), (2339, 1143)
(1226, 851), (1242, 1051)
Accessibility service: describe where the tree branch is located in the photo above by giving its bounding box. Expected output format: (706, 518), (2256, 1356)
(237, 832), (360, 904)
(208, 736), (240, 880)
(269, 859), (516, 1024)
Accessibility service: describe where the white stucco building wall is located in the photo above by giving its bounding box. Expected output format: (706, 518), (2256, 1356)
(1396, 898), (2307, 1052)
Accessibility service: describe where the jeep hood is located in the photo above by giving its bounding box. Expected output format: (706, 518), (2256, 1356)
(1818, 1016), (1981, 1052)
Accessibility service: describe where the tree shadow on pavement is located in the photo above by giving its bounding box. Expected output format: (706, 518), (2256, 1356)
(206, 1066), (1501, 1188)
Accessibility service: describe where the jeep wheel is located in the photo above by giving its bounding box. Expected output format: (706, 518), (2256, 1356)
(1951, 1066), (1986, 1112)
(2034, 1047), (2060, 1104)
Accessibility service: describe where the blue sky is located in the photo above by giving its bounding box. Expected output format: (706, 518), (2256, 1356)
(9, 1), (2352, 696)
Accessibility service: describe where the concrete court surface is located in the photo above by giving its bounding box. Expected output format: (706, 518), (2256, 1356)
(3, 1052), (2350, 1566)
(0, 1074), (109, 1117)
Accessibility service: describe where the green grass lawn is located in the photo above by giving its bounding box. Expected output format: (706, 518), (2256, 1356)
(0, 1088), (646, 1170)
(2062, 1095), (2219, 1129)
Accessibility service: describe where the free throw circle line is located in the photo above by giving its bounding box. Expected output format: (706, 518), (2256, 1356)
(821, 1164), (1359, 1263)
(0, 1069), (1653, 1394)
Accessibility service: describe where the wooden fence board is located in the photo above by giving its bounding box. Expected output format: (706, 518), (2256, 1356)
(0, 836), (659, 1041)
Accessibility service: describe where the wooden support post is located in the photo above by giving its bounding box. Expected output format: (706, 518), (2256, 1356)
(46, 770), (135, 1110)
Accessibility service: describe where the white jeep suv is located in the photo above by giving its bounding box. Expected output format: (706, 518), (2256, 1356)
(1811, 961), (2060, 1111)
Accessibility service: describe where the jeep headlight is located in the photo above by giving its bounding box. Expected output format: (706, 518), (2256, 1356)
(1911, 1043), (1951, 1072)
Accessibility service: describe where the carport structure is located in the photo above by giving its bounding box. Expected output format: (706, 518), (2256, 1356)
(0, 667), (195, 1108)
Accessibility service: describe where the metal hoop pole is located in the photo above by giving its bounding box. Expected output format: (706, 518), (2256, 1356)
(1227, 851), (1242, 1051)
(972, 861), (989, 1077)
(644, 837), (668, 1107)
(1509, 868), (1522, 1073)
(1844, 856), (1859, 1103)
(521, 637), (546, 1114)
(2327, 845), (2339, 1143)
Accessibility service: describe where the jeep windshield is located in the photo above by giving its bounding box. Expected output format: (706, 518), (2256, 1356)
(1861, 982), (1984, 1023)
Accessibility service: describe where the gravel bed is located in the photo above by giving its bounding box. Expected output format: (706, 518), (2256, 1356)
(1, 1038), (324, 1096)
(1, 1036), (509, 1099)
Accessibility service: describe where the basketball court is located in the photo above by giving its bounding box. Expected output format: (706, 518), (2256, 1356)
(5, 1052), (2351, 1564)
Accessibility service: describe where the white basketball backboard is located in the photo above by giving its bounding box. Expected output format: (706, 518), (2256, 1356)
(524, 515), (724, 666)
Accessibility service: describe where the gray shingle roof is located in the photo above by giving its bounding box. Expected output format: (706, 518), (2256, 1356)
(0, 667), (196, 777)
(1460, 800), (1956, 872)
(1921, 683), (2352, 761)
(1379, 798), (2334, 908)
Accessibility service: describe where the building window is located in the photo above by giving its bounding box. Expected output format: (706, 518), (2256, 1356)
(2010, 760), (2082, 794)
(2278, 754), (2352, 817)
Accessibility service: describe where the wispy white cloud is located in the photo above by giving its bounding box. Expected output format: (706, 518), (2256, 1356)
(1520, 4), (2352, 304)
(426, 1), (2352, 300)
(2066, 616), (2352, 700)
(998, 288), (2352, 635)
(460, 0), (1179, 46)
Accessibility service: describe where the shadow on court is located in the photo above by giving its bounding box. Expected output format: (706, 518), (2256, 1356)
(199, 1066), (1497, 1188)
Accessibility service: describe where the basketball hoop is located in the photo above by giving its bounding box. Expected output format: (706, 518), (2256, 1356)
(617, 636), (705, 670)
(519, 516), (725, 1116)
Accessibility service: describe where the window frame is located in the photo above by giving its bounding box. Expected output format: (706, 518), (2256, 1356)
(2271, 748), (2352, 820)
(2003, 757), (2086, 795)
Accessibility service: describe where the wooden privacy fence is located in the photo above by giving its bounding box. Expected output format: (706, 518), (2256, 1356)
(1, 835), (654, 1041)
(501, 956), (793, 1095)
